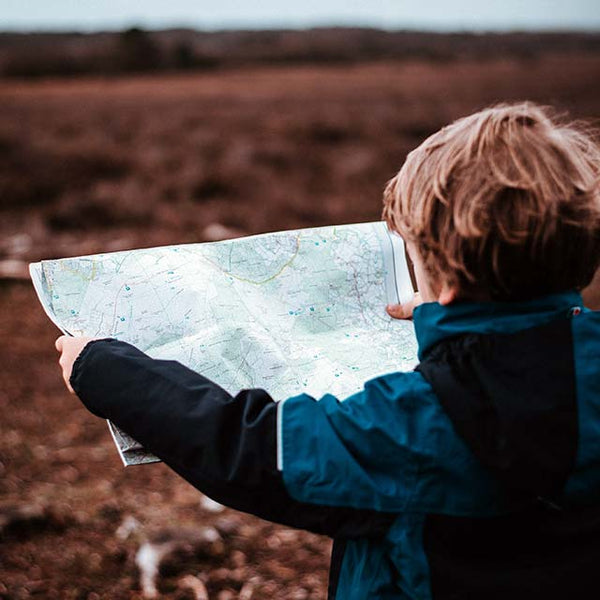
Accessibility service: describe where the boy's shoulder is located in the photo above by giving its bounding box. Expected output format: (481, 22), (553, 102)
(281, 305), (600, 513)
(417, 309), (600, 504)
(573, 306), (600, 342)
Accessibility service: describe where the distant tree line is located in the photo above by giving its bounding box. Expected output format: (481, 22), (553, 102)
(1, 27), (599, 78)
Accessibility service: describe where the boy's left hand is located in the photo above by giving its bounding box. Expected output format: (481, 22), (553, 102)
(55, 335), (95, 393)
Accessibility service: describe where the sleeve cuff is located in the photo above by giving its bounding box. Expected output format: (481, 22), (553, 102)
(69, 338), (117, 409)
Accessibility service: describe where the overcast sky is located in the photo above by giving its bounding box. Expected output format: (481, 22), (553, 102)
(2, 0), (599, 32)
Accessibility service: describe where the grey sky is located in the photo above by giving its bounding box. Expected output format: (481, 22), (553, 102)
(2, 0), (599, 31)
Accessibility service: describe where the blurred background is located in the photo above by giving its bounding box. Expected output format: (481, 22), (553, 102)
(1, 1), (599, 598)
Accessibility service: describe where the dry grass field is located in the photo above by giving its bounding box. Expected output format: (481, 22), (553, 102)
(1, 44), (599, 598)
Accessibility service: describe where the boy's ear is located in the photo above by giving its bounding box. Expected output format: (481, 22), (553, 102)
(438, 284), (458, 306)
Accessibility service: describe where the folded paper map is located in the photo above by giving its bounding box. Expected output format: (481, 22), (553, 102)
(30, 222), (418, 465)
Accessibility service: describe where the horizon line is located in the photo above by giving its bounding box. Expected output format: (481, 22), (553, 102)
(1, 20), (600, 35)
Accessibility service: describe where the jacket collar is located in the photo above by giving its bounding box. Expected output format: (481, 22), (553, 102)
(412, 290), (583, 361)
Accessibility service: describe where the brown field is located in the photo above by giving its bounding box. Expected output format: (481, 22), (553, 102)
(1, 49), (600, 599)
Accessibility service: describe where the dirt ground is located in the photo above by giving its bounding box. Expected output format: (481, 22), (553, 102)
(1, 53), (599, 599)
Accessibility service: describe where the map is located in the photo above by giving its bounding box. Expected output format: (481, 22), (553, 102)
(30, 222), (418, 465)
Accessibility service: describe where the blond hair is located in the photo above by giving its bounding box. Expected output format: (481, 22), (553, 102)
(383, 102), (600, 301)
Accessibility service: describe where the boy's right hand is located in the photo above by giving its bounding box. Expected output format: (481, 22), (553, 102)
(386, 292), (422, 320)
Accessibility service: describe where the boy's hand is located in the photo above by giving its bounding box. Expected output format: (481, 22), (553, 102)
(386, 292), (422, 320)
(55, 335), (95, 393)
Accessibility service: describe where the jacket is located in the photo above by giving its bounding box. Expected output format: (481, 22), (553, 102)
(70, 290), (600, 598)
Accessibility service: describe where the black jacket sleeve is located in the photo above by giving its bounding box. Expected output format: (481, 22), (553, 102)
(70, 339), (395, 538)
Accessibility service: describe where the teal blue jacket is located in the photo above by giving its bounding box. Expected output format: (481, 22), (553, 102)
(71, 290), (600, 599)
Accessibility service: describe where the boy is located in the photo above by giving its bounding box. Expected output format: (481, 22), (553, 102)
(56, 103), (600, 599)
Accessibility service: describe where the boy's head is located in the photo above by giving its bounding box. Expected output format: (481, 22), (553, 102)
(383, 102), (600, 302)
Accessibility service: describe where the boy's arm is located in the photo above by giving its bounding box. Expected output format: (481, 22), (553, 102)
(66, 338), (396, 539)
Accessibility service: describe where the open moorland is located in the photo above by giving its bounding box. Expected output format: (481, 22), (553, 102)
(1, 30), (599, 599)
